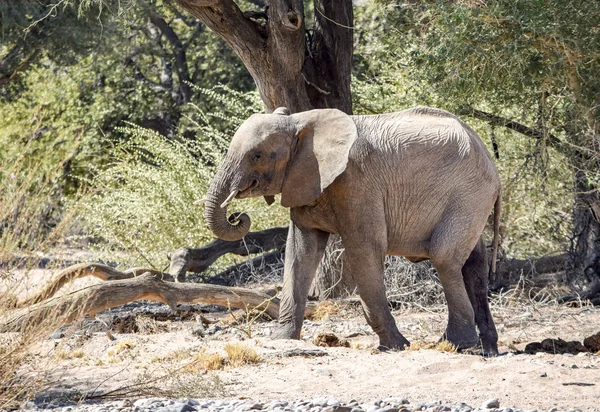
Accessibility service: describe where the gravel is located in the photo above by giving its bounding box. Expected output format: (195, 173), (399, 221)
(15, 397), (588, 412)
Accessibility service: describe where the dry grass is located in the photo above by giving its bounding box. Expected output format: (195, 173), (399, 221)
(0, 146), (84, 409)
(384, 257), (445, 308)
(408, 340), (458, 353)
(224, 342), (261, 367)
(310, 301), (341, 321)
(189, 350), (226, 371)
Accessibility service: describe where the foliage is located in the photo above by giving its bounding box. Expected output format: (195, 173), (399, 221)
(351, 1), (596, 258)
(80, 87), (288, 269)
(0, 148), (82, 409)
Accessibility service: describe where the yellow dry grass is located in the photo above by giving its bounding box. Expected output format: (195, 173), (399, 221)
(309, 301), (341, 321)
(107, 339), (135, 357)
(408, 340), (457, 353)
(224, 343), (261, 367)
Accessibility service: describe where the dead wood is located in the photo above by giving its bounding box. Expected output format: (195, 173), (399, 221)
(169, 227), (288, 282)
(492, 253), (569, 289)
(17, 263), (174, 308)
(3, 264), (318, 333)
(207, 250), (284, 286)
(2, 273), (277, 332)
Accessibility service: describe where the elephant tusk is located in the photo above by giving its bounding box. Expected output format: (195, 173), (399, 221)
(194, 198), (208, 205)
(220, 190), (239, 209)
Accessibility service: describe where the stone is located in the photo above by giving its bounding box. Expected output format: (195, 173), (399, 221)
(327, 399), (341, 407)
(21, 401), (37, 410)
(50, 330), (65, 339)
(313, 398), (330, 407)
(482, 399), (500, 409)
(155, 402), (197, 412)
(540, 372), (547, 377)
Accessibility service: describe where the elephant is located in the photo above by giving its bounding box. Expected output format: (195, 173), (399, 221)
(203, 106), (501, 354)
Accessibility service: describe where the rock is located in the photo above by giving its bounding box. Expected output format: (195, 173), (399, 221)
(241, 402), (263, 410)
(324, 407), (353, 412)
(313, 333), (350, 348)
(540, 372), (547, 377)
(155, 402), (197, 412)
(267, 401), (289, 410)
(482, 399), (500, 409)
(524, 338), (587, 355)
(21, 401), (37, 410)
(583, 332), (600, 352)
(313, 398), (330, 407)
(50, 330), (65, 339)
(134, 398), (166, 408)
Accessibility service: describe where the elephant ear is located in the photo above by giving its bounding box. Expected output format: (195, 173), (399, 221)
(281, 109), (357, 208)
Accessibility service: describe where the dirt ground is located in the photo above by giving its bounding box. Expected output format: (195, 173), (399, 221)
(15, 294), (600, 411)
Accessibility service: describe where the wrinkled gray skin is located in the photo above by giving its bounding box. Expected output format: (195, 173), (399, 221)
(204, 107), (501, 354)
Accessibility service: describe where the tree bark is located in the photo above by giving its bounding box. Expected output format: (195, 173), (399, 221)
(175, 0), (355, 298)
(569, 169), (600, 291)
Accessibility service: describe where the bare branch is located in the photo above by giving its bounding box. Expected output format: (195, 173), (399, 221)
(169, 227), (288, 281)
(16, 263), (173, 308)
(457, 106), (564, 149)
(148, 12), (193, 102)
(175, 0), (265, 64)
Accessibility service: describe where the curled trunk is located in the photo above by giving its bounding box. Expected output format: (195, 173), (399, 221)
(204, 170), (251, 241)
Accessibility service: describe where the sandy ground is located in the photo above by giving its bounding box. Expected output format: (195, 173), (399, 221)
(14, 301), (600, 411)
(2, 258), (599, 410)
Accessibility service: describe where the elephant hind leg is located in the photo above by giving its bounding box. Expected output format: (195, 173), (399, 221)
(429, 227), (479, 350)
(462, 237), (499, 355)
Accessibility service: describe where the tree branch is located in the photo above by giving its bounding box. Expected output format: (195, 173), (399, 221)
(169, 226), (288, 282)
(175, 0), (265, 64)
(457, 106), (566, 151)
(148, 11), (193, 102)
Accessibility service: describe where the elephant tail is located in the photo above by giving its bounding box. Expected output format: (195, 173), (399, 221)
(490, 190), (502, 279)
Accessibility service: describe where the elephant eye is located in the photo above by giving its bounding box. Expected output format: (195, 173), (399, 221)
(252, 152), (262, 163)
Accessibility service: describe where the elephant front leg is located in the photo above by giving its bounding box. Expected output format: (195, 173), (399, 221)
(343, 244), (410, 350)
(273, 222), (329, 340)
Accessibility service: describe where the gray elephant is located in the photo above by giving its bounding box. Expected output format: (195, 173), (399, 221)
(203, 106), (501, 354)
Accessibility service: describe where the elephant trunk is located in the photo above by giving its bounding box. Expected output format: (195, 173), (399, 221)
(204, 169), (251, 241)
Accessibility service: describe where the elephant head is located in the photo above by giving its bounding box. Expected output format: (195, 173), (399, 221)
(204, 108), (358, 241)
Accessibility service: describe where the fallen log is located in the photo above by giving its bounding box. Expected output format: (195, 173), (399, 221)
(169, 227), (288, 282)
(2, 264), (317, 333)
(1, 272), (286, 332)
(17, 263), (173, 308)
(492, 253), (569, 290)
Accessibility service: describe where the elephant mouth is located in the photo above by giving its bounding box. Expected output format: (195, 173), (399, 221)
(237, 179), (259, 199)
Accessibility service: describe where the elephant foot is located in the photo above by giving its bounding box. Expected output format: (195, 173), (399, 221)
(377, 331), (411, 351)
(442, 326), (479, 351)
(479, 336), (499, 357)
(271, 322), (301, 340)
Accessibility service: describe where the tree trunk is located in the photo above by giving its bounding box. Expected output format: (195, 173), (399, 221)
(175, 0), (355, 297)
(568, 169), (600, 291)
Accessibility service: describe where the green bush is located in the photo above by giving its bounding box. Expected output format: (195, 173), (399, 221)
(80, 87), (289, 270)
